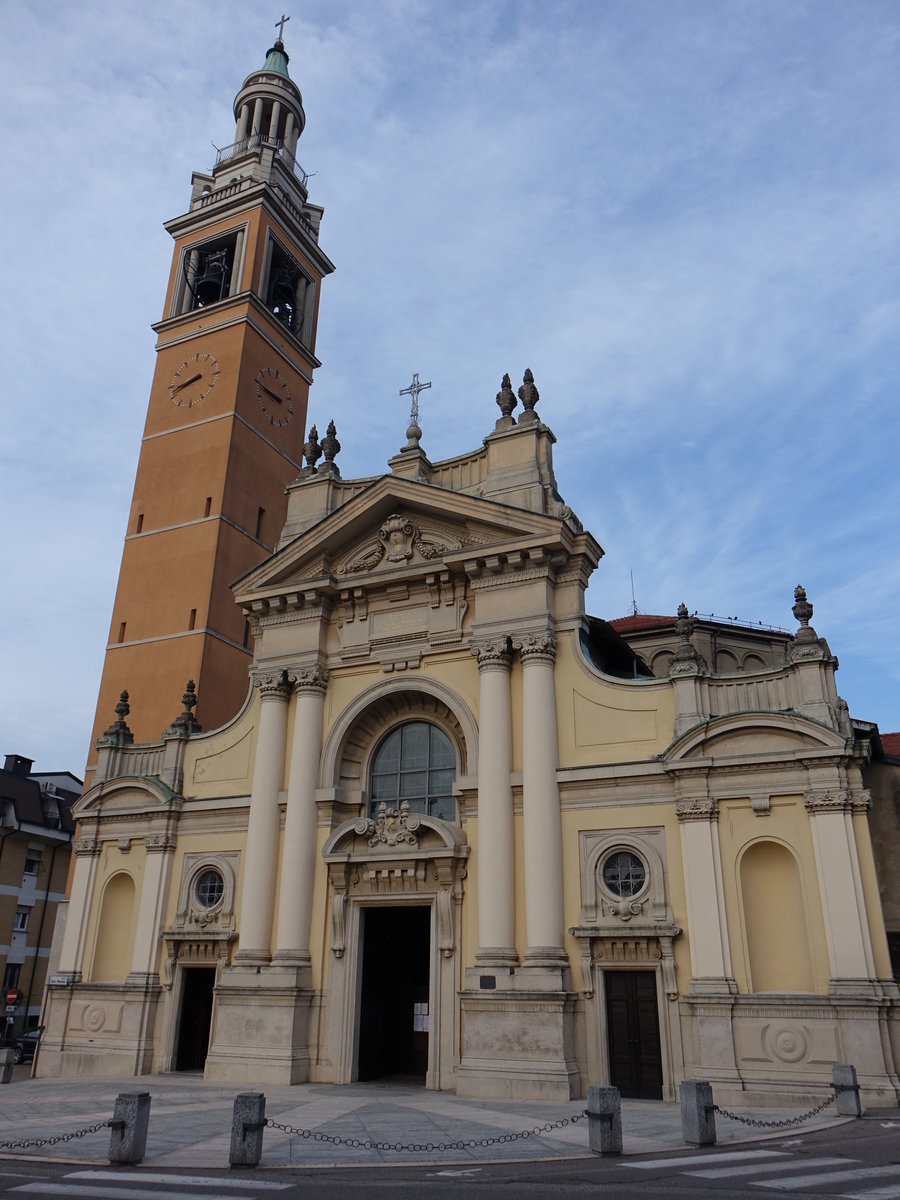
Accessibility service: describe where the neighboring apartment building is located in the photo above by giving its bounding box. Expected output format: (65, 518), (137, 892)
(0, 755), (78, 1035)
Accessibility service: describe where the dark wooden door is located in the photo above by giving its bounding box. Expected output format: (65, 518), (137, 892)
(605, 971), (663, 1099)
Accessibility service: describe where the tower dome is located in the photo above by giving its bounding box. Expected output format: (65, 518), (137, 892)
(231, 37), (306, 161)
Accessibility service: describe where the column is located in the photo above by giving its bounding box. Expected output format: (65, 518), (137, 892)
(234, 671), (291, 964)
(676, 798), (735, 990)
(268, 100), (282, 142)
(514, 631), (566, 966)
(129, 833), (175, 980)
(471, 639), (517, 966)
(273, 666), (329, 966)
(284, 112), (296, 156)
(236, 102), (250, 143)
(250, 97), (264, 140)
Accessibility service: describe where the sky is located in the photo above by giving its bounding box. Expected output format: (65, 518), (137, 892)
(2, 0), (899, 774)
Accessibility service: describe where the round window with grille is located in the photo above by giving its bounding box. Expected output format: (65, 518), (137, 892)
(601, 851), (646, 898)
(195, 869), (224, 909)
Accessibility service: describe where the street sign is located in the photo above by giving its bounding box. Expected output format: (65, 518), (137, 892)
(5, 989), (18, 1006)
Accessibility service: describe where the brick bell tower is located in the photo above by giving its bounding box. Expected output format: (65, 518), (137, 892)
(86, 30), (334, 778)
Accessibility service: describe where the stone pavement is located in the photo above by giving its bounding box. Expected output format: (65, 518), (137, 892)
(0, 1070), (851, 1169)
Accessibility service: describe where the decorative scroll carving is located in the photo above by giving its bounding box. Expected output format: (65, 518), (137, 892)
(73, 838), (102, 856)
(513, 631), (557, 664)
(356, 801), (421, 848)
(340, 514), (449, 575)
(675, 797), (717, 822)
(470, 637), (511, 670)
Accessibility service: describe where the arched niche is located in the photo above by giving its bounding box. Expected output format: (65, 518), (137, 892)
(739, 839), (813, 992)
(90, 872), (136, 983)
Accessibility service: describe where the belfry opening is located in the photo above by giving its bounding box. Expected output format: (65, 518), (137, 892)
(358, 906), (430, 1083)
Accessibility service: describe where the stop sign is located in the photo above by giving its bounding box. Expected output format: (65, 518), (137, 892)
(5, 989), (18, 1006)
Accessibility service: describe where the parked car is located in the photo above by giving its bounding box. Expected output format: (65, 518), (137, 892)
(13, 1026), (43, 1064)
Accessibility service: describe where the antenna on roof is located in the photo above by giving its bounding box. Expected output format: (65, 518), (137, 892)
(630, 570), (641, 617)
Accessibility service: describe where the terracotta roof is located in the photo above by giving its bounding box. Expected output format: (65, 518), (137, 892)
(880, 732), (900, 757)
(608, 614), (676, 633)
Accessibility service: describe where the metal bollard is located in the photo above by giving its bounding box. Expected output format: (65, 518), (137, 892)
(680, 1080), (716, 1145)
(0, 1049), (14, 1085)
(832, 1063), (862, 1117)
(230, 1092), (266, 1167)
(108, 1092), (151, 1164)
(586, 1084), (623, 1154)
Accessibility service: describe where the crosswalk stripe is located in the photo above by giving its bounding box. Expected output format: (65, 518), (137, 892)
(13, 1186), (259, 1200)
(67, 1171), (288, 1190)
(687, 1156), (850, 1180)
(756, 1164), (900, 1190)
(838, 1187), (900, 1200)
(626, 1149), (787, 1170)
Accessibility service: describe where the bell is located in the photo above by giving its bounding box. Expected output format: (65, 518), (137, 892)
(192, 247), (231, 306)
(268, 262), (297, 329)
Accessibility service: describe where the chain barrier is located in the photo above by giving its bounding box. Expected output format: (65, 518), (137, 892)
(266, 1111), (587, 1153)
(714, 1091), (835, 1130)
(0, 1119), (112, 1151)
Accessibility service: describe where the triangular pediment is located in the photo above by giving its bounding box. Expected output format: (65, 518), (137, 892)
(234, 475), (575, 600)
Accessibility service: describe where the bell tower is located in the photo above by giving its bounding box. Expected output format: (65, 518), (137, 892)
(86, 32), (334, 776)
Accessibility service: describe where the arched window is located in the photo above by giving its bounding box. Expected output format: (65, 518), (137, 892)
(370, 721), (456, 820)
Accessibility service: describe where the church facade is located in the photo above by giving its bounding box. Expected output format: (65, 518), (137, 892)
(39, 37), (899, 1107)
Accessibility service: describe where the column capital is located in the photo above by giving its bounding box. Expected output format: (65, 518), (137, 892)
(291, 664), (329, 695)
(144, 833), (177, 853)
(513, 630), (557, 664)
(676, 797), (718, 823)
(470, 637), (512, 671)
(804, 788), (851, 813)
(73, 838), (102, 857)
(252, 668), (293, 700)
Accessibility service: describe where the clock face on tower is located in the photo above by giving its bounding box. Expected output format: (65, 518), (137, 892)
(256, 367), (293, 427)
(169, 352), (220, 408)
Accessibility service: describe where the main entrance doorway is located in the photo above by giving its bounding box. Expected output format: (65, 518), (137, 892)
(358, 906), (430, 1082)
(605, 971), (663, 1099)
(175, 967), (215, 1071)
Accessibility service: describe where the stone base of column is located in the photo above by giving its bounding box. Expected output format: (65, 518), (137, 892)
(456, 967), (580, 1100)
(203, 963), (313, 1085)
(688, 975), (739, 998)
(828, 978), (882, 1001)
(473, 947), (519, 970)
(231, 948), (272, 968)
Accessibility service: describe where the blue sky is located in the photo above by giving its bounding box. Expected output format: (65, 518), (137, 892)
(2, 0), (899, 773)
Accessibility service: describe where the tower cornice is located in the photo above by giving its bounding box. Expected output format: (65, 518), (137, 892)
(151, 296), (322, 377)
(164, 186), (335, 280)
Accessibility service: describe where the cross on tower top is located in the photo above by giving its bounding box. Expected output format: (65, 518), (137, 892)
(275, 13), (290, 40)
(399, 372), (432, 426)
